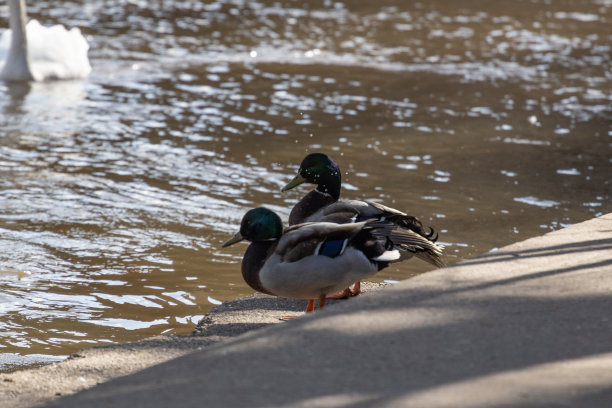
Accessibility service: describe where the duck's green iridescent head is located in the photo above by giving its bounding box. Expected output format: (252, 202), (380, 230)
(222, 207), (283, 247)
(281, 153), (341, 199)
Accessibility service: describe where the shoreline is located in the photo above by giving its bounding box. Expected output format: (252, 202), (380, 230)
(0, 283), (387, 408)
(3, 213), (611, 407)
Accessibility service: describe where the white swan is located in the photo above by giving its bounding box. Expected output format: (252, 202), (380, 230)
(0, 0), (91, 82)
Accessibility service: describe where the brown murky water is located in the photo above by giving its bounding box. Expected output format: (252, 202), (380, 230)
(0, 0), (610, 370)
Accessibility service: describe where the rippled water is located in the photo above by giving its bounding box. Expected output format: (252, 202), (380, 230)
(0, 0), (610, 371)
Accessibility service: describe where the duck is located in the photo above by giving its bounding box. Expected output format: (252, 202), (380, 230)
(0, 0), (91, 82)
(222, 207), (441, 314)
(282, 153), (444, 297)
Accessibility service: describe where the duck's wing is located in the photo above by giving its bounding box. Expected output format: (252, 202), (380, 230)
(301, 201), (360, 223)
(364, 201), (438, 241)
(277, 221), (370, 262)
(306, 200), (439, 243)
(363, 200), (407, 216)
(312, 199), (407, 219)
(369, 221), (445, 267)
(304, 199), (383, 224)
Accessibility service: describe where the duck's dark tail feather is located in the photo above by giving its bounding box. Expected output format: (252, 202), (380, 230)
(367, 221), (445, 268)
(387, 214), (439, 242)
(405, 245), (445, 268)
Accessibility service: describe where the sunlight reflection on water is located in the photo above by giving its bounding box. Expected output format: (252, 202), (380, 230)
(0, 0), (611, 371)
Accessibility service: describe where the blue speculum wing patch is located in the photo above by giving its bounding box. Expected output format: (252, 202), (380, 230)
(317, 214), (380, 257)
(318, 239), (345, 257)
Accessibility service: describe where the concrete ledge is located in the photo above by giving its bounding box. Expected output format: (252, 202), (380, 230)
(0, 283), (386, 407)
(6, 214), (612, 407)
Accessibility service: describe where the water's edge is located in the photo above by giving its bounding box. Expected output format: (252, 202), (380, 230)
(1, 213), (609, 407)
(0, 282), (389, 407)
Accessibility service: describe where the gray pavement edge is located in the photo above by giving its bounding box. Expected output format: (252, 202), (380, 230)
(7, 213), (612, 407)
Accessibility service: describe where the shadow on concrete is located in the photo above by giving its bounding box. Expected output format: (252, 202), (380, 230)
(195, 321), (275, 338)
(44, 218), (612, 408)
(457, 237), (612, 267)
(45, 284), (612, 408)
(205, 293), (312, 313)
(445, 258), (612, 299)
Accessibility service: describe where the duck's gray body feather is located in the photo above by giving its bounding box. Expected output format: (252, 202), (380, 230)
(258, 221), (381, 299)
(260, 246), (378, 299)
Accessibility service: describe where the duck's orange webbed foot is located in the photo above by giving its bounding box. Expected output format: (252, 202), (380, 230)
(280, 299), (316, 321)
(326, 281), (361, 299)
(327, 288), (351, 299)
(349, 281), (361, 296)
(279, 296), (328, 321)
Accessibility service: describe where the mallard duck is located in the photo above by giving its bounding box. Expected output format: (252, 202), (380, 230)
(222, 207), (439, 314)
(282, 153), (444, 297)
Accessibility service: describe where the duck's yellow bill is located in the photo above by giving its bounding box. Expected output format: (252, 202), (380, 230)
(281, 173), (305, 191)
(222, 231), (243, 247)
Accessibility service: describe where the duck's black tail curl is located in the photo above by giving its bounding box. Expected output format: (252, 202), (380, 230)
(366, 220), (445, 268)
(387, 215), (438, 242)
